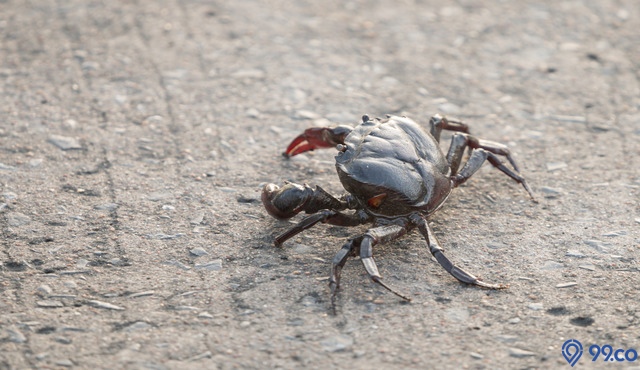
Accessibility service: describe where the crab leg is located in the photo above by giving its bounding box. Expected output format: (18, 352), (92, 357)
(411, 215), (507, 289)
(274, 209), (371, 247)
(359, 224), (412, 301)
(451, 147), (535, 200)
(329, 236), (361, 309)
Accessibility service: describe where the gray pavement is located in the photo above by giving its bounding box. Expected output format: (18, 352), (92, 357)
(1, 0), (639, 369)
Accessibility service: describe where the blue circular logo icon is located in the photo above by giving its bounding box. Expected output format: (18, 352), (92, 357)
(562, 339), (583, 367)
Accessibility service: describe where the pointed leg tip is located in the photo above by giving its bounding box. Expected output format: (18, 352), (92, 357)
(371, 276), (412, 301)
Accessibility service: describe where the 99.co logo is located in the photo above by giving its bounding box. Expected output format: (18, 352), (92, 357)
(562, 339), (638, 367)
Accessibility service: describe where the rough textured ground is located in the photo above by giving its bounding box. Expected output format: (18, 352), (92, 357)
(1, 0), (639, 369)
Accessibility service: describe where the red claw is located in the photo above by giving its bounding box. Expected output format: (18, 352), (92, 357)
(283, 126), (352, 158)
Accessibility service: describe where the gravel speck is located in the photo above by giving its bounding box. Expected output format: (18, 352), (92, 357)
(546, 162), (567, 171)
(94, 203), (118, 211)
(48, 135), (82, 150)
(7, 212), (31, 226)
(164, 260), (191, 270)
(528, 303), (544, 310)
(195, 259), (222, 271)
(556, 282), (578, 288)
(584, 240), (610, 253)
(540, 261), (564, 270)
(565, 250), (586, 258)
(87, 300), (125, 310)
(602, 230), (627, 237)
(509, 347), (536, 358)
(321, 334), (354, 352)
(128, 291), (155, 298)
(7, 326), (27, 343)
(189, 247), (209, 257)
(37, 300), (64, 308)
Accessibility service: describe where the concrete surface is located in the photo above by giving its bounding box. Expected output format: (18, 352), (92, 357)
(1, 0), (639, 369)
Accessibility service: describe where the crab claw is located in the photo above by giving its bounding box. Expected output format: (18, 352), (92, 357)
(283, 125), (352, 157)
(262, 182), (312, 219)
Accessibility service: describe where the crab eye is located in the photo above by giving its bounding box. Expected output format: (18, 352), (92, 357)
(367, 193), (387, 208)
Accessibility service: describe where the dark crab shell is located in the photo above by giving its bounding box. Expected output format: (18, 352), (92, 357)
(335, 115), (453, 216)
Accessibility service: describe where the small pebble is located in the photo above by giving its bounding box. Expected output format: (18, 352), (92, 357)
(565, 250), (586, 258)
(189, 247), (208, 257)
(54, 359), (74, 367)
(508, 317), (521, 324)
(87, 300), (125, 310)
(540, 261), (564, 270)
(198, 312), (214, 319)
(55, 337), (72, 344)
(94, 203), (118, 211)
(321, 334), (354, 352)
(147, 192), (172, 201)
(190, 211), (205, 225)
(294, 110), (319, 120)
(128, 291), (155, 298)
(438, 102), (461, 114)
(269, 126), (283, 135)
(48, 135), (82, 150)
(496, 335), (518, 343)
(193, 226), (207, 233)
(76, 259), (89, 268)
(59, 270), (90, 275)
(584, 240), (610, 253)
(546, 162), (567, 171)
(578, 264), (596, 271)
(445, 307), (470, 322)
(602, 230), (627, 237)
(35, 353), (48, 361)
(3, 192), (17, 200)
(29, 158), (43, 167)
(188, 351), (213, 361)
(147, 233), (185, 240)
(0, 162), (16, 171)
(163, 260), (191, 270)
(236, 194), (260, 203)
(6, 326), (27, 343)
(7, 212), (31, 226)
(49, 294), (76, 299)
(173, 306), (199, 311)
(540, 186), (561, 198)
(528, 303), (544, 311)
(195, 260), (222, 271)
(486, 242), (506, 249)
(469, 352), (484, 360)
(124, 322), (152, 332)
(509, 347), (537, 358)
(245, 108), (260, 118)
(556, 282), (578, 288)
(37, 300), (64, 308)
(37, 284), (53, 296)
(548, 115), (586, 123)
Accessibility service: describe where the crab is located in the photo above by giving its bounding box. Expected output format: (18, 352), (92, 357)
(262, 114), (534, 304)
